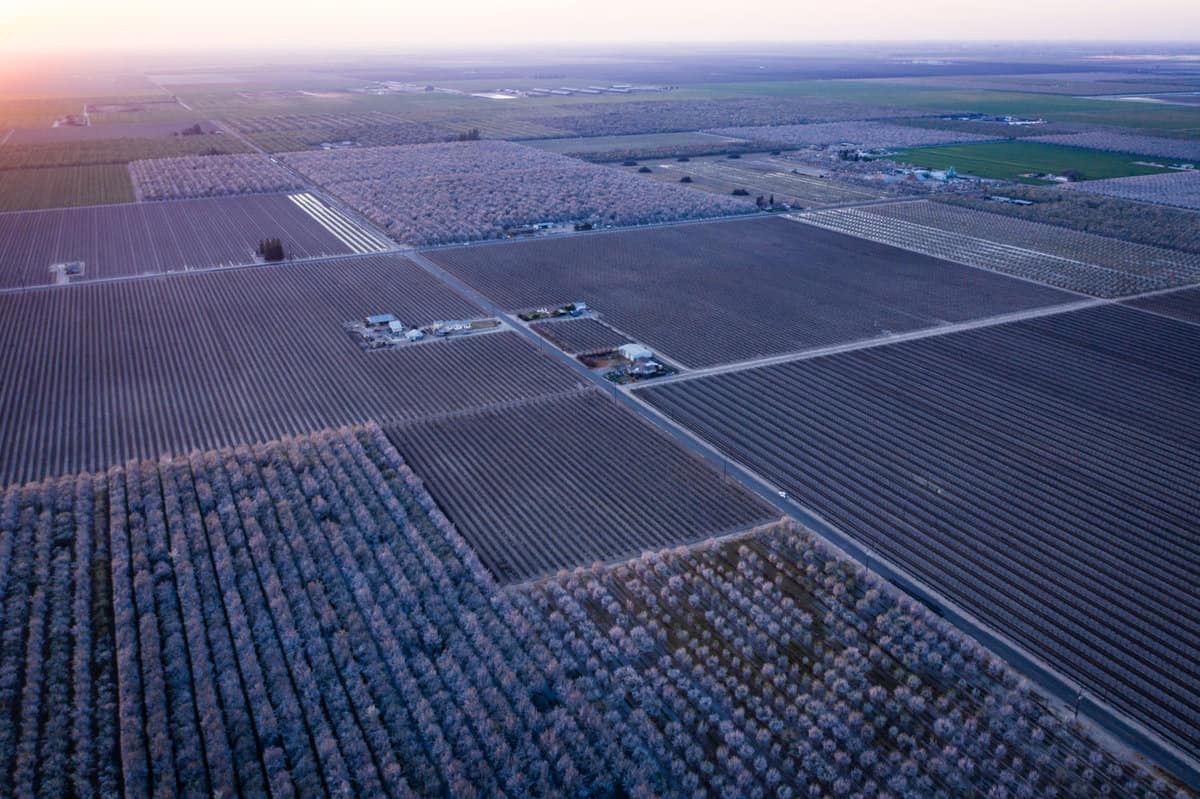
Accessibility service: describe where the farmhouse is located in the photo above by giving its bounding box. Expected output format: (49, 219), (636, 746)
(629, 359), (665, 377)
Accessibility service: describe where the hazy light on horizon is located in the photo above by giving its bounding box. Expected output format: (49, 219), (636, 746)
(3, 0), (1200, 54)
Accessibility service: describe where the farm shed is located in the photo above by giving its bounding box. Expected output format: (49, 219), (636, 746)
(619, 343), (654, 361)
(366, 313), (397, 326)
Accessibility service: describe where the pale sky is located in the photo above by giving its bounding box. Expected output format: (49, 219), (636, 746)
(2, 0), (1199, 53)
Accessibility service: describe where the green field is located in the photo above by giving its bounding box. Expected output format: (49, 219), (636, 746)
(0, 135), (251, 170)
(0, 164), (135, 211)
(690, 80), (1200, 135)
(890, 141), (1179, 182)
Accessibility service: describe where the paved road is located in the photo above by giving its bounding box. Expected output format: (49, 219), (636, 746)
(405, 246), (1200, 789)
(644, 297), (1104, 387)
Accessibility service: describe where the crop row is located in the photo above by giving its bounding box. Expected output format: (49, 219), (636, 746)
(0, 427), (1184, 797)
(530, 317), (631, 354)
(225, 112), (442, 134)
(0, 473), (121, 798)
(935, 189), (1200, 255)
(104, 424), (615, 798)
(282, 141), (752, 246)
(865, 200), (1200, 285)
(431, 216), (1071, 368)
(543, 98), (918, 138)
(0, 255), (579, 484)
(129, 153), (306, 200)
(0, 192), (358, 289)
(0, 135), (250, 170)
(1124, 286), (1200, 324)
(514, 521), (1186, 798)
(705, 121), (999, 149)
(221, 114), (453, 153)
(549, 138), (754, 163)
(1029, 132), (1200, 162)
(5, 120), (223, 144)
(0, 425), (635, 797)
(637, 304), (1200, 763)
(792, 206), (1196, 297)
(386, 391), (778, 583)
(440, 117), (575, 140)
(247, 124), (454, 153)
(1063, 170), (1200, 210)
(0, 164), (134, 211)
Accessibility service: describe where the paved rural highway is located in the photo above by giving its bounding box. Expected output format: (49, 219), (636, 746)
(406, 244), (1200, 788)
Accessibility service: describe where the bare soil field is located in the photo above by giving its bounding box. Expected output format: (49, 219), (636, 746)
(530, 317), (632, 353)
(639, 303), (1200, 762)
(429, 216), (1072, 368)
(1125, 285), (1200, 324)
(0, 192), (376, 289)
(386, 390), (777, 583)
(627, 153), (885, 207)
(5, 120), (222, 143)
(0, 254), (583, 484)
(0, 135), (251, 169)
(0, 164), (134, 211)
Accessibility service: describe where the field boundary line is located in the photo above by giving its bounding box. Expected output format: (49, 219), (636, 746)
(498, 516), (787, 592)
(383, 384), (597, 430)
(413, 209), (769, 252)
(0, 188), (306, 216)
(642, 297), (1104, 386)
(0, 243), (416, 297)
(1120, 300), (1200, 328)
(787, 207), (1127, 298)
